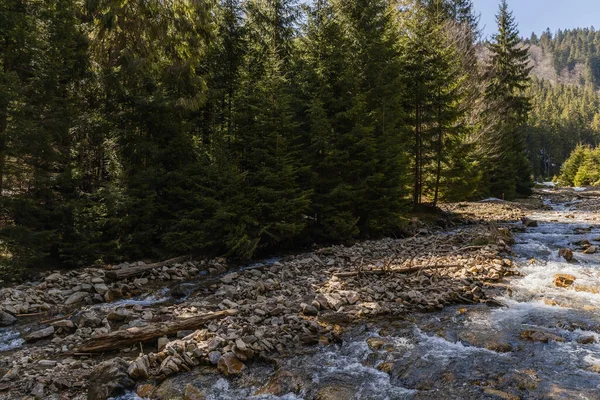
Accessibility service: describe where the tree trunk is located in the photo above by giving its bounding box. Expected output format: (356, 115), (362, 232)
(76, 309), (239, 353)
(105, 255), (189, 280)
(433, 88), (443, 207)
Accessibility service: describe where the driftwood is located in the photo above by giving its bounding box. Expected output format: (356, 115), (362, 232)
(76, 309), (239, 353)
(105, 255), (189, 280)
(334, 264), (463, 278)
(39, 312), (74, 325)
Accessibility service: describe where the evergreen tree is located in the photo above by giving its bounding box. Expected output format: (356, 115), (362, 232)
(481, 0), (533, 199)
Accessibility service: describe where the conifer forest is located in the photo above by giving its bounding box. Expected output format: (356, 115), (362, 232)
(4, 1), (600, 399)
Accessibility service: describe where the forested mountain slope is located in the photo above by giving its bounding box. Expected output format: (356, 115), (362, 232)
(522, 28), (600, 179)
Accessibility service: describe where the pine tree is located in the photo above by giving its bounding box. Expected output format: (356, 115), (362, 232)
(482, 0), (533, 199)
(228, 0), (311, 258)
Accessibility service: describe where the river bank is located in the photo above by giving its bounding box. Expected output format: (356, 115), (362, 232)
(3, 189), (597, 399)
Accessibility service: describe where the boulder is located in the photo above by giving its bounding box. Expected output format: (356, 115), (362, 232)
(65, 292), (88, 305)
(93, 284), (109, 295)
(0, 311), (16, 327)
(553, 274), (576, 288)
(584, 245), (598, 254)
(520, 329), (564, 343)
(217, 352), (246, 376)
(88, 358), (135, 400)
(184, 384), (205, 400)
(521, 217), (538, 228)
(24, 326), (54, 342)
(558, 248), (574, 262)
(127, 356), (150, 380)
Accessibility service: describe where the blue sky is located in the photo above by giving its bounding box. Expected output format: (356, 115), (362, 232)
(474, 0), (600, 40)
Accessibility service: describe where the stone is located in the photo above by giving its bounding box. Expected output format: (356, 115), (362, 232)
(65, 291), (88, 305)
(520, 329), (564, 343)
(88, 358), (135, 400)
(0, 311), (16, 327)
(483, 389), (520, 400)
(301, 304), (319, 316)
(553, 274), (576, 288)
(208, 351), (221, 365)
(24, 326), (54, 342)
(45, 273), (61, 282)
(315, 385), (355, 400)
(128, 356), (150, 380)
(217, 352), (246, 376)
(94, 284), (109, 295)
(136, 384), (156, 398)
(220, 273), (239, 284)
(558, 248), (574, 262)
(578, 335), (596, 344)
(31, 382), (45, 399)
(584, 245), (598, 254)
(52, 319), (75, 330)
(521, 217), (538, 228)
(184, 384), (205, 400)
(158, 336), (169, 351)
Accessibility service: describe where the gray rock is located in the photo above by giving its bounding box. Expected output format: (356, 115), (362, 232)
(24, 326), (54, 342)
(87, 358), (135, 400)
(93, 284), (109, 295)
(65, 291), (88, 305)
(0, 311), (16, 327)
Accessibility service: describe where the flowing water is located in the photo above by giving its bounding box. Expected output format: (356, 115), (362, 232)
(9, 197), (600, 399)
(180, 196), (600, 399)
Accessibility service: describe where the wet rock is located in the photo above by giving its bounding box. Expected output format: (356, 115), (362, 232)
(520, 329), (564, 343)
(65, 291), (88, 305)
(315, 385), (355, 400)
(255, 370), (304, 396)
(136, 384), (156, 398)
(521, 217), (538, 227)
(52, 319), (75, 330)
(0, 311), (16, 327)
(318, 311), (351, 325)
(584, 245), (598, 254)
(558, 248), (574, 262)
(217, 352), (246, 376)
(553, 274), (576, 288)
(88, 358), (135, 400)
(24, 326), (54, 342)
(578, 335), (596, 344)
(483, 388), (520, 400)
(184, 383), (205, 400)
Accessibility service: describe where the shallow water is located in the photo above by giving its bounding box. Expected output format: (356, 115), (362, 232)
(69, 200), (600, 399)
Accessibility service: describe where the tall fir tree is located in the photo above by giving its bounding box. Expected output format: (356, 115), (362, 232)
(482, 0), (533, 199)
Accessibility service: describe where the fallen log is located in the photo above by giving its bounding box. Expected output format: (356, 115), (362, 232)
(105, 255), (189, 280)
(76, 309), (238, 353)
(334, 264), (462, 278)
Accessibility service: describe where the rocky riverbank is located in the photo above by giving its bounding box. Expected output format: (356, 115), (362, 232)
(0, 197), (549, 399)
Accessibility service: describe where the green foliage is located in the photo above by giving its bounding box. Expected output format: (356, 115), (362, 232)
(557, 144), (600, 187)
(0, 0), (536, 274)
(480, 0), (533, 200)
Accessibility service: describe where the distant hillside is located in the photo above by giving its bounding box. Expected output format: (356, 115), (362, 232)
(526, 28), (600, 88)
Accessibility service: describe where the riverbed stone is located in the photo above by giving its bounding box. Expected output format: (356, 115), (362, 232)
(24, 326), (54, 342)
(584, 245), (598, 254)
(88, 358), (135, 400)
(553, 274), (576, 288)
(0, 311), (16, 326)
(217, 352), (245, 376)
(65, 291), (88, 305)
(558, 248), (574, 262)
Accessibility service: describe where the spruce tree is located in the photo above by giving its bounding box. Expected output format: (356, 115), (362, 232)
(482, 0), (533, 199)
